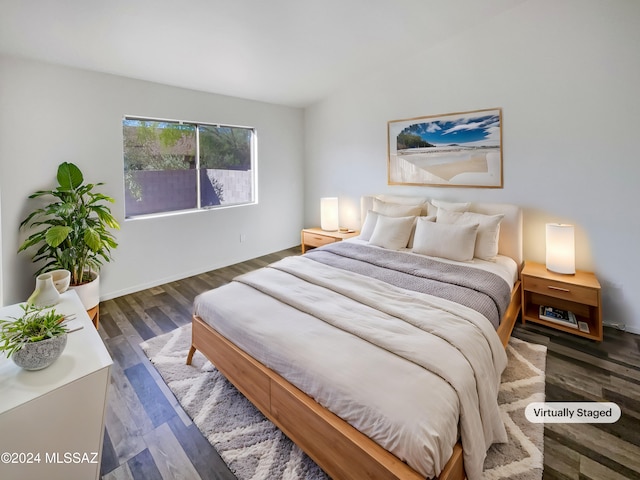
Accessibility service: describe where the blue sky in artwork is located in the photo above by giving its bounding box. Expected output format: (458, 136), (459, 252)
(400, 114), (500, 147)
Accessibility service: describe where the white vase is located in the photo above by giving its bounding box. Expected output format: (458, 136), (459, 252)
(27, 273), (60, 308)
(50, 269), (71, 293)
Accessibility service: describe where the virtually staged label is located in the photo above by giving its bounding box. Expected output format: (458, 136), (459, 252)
(525, 402), (621, 423)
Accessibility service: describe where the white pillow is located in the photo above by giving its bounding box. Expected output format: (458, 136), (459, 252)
(368, 215), (416, 250)
(373, 198), (423, 217)
(430, 199), (471, 214)
(412, 219), (479, 262)
(359, 210), (379, 241)
(436, 209), (504, 261)
(375, 195), (430, 215)
(362, 201), (423, 243)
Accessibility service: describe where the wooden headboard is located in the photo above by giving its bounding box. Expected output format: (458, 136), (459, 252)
(360, 195), (523, 267)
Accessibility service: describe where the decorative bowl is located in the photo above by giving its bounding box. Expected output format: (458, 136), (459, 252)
(12, 334), (68, 371)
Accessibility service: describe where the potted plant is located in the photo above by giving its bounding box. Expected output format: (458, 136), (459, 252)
(0, 303), (69, 370)
(18, 162), (120, 309)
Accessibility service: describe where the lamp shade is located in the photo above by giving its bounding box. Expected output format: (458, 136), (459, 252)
(320, 197), (339, 231)
(546, 223), (575, 274)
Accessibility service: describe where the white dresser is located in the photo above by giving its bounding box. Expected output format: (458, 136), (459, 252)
(0, 290), (112, 480)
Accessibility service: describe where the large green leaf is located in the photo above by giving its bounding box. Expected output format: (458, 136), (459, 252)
(17, 232), (47, 252)
(45, 226), (72, 247)
(84, 227), (101, 252)
(57, 162), (83, 190)
(93, 205), (120, 229)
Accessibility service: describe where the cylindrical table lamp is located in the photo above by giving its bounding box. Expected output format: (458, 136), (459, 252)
(320, 197), (339, 231)
(546, 223), (575, 274)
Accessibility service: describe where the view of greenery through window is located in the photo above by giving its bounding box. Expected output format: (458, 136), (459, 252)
(123, 118), (255, 217)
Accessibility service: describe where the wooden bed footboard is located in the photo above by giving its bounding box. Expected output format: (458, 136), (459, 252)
(188, 315), (465, 480)
(187, 285), (521, 480)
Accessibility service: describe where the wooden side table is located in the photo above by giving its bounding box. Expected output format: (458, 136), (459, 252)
(521, 261), (602, 340)
(301, 227), (360, 253)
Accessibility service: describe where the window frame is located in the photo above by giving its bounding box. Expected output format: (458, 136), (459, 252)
(123, 115), (258, 220)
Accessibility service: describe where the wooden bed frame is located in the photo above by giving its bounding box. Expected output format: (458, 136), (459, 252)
(188, 285), (520, 480)
(187, 198), (523, 480)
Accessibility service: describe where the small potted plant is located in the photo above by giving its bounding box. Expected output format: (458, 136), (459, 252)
(0, 304), (69, 370)
(18, 162), (120, 310)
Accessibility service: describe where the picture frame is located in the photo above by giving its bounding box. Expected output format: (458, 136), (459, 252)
(387, 108), (503, 188)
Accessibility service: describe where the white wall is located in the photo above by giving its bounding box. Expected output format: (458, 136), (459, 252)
(0, 55), (304, 305)
(304, 0), (640, 334)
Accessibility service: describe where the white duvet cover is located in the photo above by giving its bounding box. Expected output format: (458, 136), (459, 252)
(194, 252), (510, 480)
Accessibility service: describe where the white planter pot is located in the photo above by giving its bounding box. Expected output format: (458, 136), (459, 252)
(70, 272), (100, 310)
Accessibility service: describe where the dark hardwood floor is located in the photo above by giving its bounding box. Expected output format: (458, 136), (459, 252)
(513, 323), (640, 480)
(99, 247), (299, 480)
(98, 247), (640, 480)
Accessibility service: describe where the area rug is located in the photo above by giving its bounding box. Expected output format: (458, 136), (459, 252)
(141, 326), (546, 480)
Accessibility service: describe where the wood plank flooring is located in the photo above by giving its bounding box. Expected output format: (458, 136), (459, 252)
(98, 247), (640, 480)
(99, 248), (299, 480)
(513, 322), (640, 480)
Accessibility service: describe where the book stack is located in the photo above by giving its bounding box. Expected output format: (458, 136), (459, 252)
(539, 305), (578, 328)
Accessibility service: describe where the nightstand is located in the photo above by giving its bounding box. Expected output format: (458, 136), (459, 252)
(521, 261), (602, 341)
(301, 227), (360, 253)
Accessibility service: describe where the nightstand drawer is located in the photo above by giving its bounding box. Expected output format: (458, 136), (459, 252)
(523, 275), (598, 306)
(302, 231), (337, 248)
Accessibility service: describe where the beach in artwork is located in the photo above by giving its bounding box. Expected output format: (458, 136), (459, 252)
(391, 146), (500, 184)
(388, 109), (502, 187)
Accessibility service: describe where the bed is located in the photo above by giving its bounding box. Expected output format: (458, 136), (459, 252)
(188, 195), (523, 480)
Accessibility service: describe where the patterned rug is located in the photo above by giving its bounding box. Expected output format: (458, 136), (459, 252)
(141, 325), (546, 480)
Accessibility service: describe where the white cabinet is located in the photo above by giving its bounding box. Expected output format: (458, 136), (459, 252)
(0, 290), (112, 480)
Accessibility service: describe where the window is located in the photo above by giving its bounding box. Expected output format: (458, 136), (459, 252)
(123, 117), (256, 218)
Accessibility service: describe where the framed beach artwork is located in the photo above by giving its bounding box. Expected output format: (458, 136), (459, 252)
(387, 108), (503, 188)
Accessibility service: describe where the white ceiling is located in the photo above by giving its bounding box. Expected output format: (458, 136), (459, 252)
(0, 0), (525, 107)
